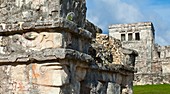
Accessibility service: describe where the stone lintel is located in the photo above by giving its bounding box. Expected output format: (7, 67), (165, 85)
(109, 22), (154, 32)
(77, 64), (135, 75)
(121, 48), (138, 56)
(109, 22), (153, 29)
(96, 64), (136, 75)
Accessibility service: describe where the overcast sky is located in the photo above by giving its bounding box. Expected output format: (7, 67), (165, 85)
(86, 0), (170, 46)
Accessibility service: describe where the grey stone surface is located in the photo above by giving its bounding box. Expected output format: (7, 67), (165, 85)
(107, 82), (120, 94)
(0, 0), (86, 27)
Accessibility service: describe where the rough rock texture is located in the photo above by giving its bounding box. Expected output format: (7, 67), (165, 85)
(109, 22), (170, 85)
(90, 33), (137, 66)
(0, 0), (86, 27)
(0, 0), (137, 94)
(93, 34), (124, 65)
(156, 46), (170, 84)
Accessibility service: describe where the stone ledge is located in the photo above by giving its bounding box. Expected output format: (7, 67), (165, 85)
(0, 48), (93, 63)
(109, 22), (153, 29)
(97, 64), (136, 74)
(0, 18), (92, 39)
(109, 22), (154, 32)
(0, 47), (135, 74)
(79, 63), (136, 75)
(121, 48), (138, 56)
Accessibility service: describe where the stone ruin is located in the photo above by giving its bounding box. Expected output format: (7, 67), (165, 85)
(109, 22), (170, 85)
(0, 0), (138, 94)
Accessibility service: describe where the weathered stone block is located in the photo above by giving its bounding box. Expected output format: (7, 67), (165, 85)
(0, 31), (63, 53)
(30, 63), (70, 86)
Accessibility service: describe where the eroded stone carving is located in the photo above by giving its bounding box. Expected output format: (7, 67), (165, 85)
(22, 32), (63, 51)
(0, 32), (63, 54)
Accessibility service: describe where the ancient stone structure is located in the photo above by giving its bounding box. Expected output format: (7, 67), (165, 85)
(156, 45), (170, 84)
(109, 22), (170, 85)
(0, 0), (137, 94)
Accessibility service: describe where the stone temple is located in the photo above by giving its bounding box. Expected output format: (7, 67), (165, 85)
(109, 22), (170, 85)
(0, 0), (138, 94)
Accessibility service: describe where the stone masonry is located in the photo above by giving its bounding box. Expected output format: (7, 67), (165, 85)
(155, 45), (170, 84)
(0, 0), (137, 94)
(109, 22), (170, 85)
